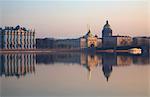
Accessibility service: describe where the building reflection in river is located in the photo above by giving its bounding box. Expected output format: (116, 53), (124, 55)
(35, 52), (149, 81)
(81, 53), (101, 80)
(0, 52), (149, 81)
(0, 53), (36, 78)
(101, 54), (132, 81)
(132, 54), (150, 65)
(37, 53), (150, 81)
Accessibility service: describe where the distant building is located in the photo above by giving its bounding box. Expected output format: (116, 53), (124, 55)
(133, 37), (150, 47)
(102, 36), (132, 48)
(133, 36), (150, 53)
(36, 38), (81, 49)
(36, 38), (54, 49)
(36, 29), (102, 49)
(54, 29), (102, 49)
(102, 20), (132, 48)
(54, 38), (81, 49)
(0, 25), (36, 50)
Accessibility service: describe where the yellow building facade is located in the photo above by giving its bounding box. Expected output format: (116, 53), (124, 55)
(83, 29), (102, 48)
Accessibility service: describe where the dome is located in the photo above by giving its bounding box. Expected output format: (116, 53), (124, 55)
(102, 20), (112, 37)
(103, 20), (111, 29)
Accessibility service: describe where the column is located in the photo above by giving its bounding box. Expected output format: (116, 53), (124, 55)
(24, 32), (27, 49)
(27, 31), (29, 49)
(16, 31), (18, 49)
(29, 31), (32, 49)
(33, 31), (36, 49)
(20, 31), (22, 49)
(3, 30), (7, 49)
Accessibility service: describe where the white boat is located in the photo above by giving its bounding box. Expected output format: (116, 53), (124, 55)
(129, 48), (142, 54)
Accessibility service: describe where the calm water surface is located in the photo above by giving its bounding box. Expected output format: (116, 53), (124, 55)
(0, 52), (150, 97)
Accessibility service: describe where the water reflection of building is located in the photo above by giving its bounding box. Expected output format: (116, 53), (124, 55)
(102, 54), (132, 66)
(0, 53), (149, 80)
(101, 54), (113, 81)
(80, 53), (132, 81)
(101, 54), (132, 81)
(81, 54), (101, 80)
(36, 53), (81, 64)
(0, 53), (36, 78)
(102, 63), (112, 82)
(35, 53), (150, 81)
(132, 55), (150, 65)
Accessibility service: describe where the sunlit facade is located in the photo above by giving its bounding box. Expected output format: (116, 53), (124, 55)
(0, 25), (36, 50)
(36, 29), (102, 49)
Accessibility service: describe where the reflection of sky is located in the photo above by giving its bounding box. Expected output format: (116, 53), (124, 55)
(1, 0), (149, 38)
(2, 64), (150, 97)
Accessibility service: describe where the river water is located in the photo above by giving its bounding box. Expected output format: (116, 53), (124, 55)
(0, 52), (150, 97)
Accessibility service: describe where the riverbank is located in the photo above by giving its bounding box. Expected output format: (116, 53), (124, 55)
(0, 48), (82, 54)
(0, 48), (136, 54)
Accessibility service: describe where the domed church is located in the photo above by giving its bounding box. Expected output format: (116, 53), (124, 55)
(102, 20), (132, 48)
(102, 20), (112, 37)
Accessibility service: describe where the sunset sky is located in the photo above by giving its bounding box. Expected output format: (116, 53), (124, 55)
(1, 0), (150, 38)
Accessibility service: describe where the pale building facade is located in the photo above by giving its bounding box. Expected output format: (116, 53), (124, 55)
(83, 29), (102, 48)
(0, 25), (36, 50)
(53, 29), (102, 49)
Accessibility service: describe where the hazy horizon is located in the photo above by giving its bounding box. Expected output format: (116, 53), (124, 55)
(1, 0), (150, 38)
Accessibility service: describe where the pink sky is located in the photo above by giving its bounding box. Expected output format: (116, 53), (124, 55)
(1, 0), (150, 38)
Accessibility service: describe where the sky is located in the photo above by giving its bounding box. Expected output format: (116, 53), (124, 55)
(0, 0), (150, 38)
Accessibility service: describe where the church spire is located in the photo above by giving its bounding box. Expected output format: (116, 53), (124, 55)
(106, 20), (109, 24)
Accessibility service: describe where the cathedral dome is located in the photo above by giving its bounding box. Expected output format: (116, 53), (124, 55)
(103, 20), (111, 29)
(102, 20), (112, 37)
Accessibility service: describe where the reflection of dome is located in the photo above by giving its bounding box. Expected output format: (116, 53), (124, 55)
(102, 65), (112, 82)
